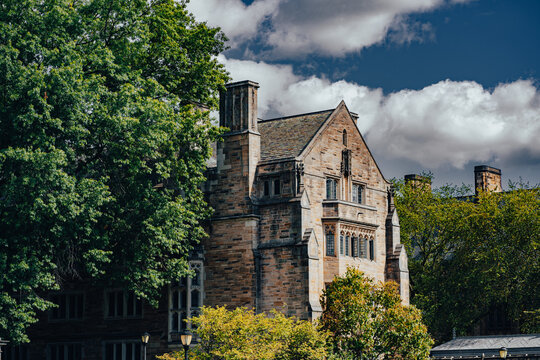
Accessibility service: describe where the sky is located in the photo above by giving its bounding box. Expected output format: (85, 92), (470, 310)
(187, 0), (540, 189)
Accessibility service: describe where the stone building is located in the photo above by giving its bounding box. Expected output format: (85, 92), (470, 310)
(11, 80), (408, 360)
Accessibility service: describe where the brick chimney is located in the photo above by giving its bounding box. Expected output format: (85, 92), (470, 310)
(474, 165), (502, 195)
(404, 174), (432, 191)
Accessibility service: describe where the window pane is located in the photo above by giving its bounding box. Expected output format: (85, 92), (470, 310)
(108, 292), (115, 317)
(181, 290), (187, 309)
(326, 233), (334, 256)
(173, 291), (179, 309)
(192, 268), (200, 286)
(135, 344), (141, 360)
(358, 186), (363, 203)
(172, 312), (178, 331)
(369, 240), (374, 261)
(58, 345), (65, 360)
(127, 292), (134, 316)
(191, 289), (200, 308)
(135, 298), (142, 316)
(264, 181), (270, 196)
(58, 295), (66, 319)
(116, 292), (124, 317)
(339, 235), (344, 255)
(115, 344), (122, 360)
(77, 294), (83, 318)
(274, 179), (281, 195)
(352, 185), (358, 203)
(345, 236), (350, 256)
(50, 345), (57, 360)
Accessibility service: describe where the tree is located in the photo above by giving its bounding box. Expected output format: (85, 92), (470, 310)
(319, 268), (433, 360)
(393, 177), (540, 341)
(157, 306), (328, 360)
(0, 0), (229, 343)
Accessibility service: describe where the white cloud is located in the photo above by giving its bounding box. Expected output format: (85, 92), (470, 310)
(188, 0), (469, 58)
(186, 0), (281, 46)
(219, 56), (540, 169)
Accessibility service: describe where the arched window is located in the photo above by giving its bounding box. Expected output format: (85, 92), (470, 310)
(343, 129), (348, 146)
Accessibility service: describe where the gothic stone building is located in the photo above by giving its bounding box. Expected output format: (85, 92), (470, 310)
(12, 80), (408, 360)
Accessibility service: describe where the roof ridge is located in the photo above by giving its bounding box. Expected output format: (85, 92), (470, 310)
(258, 109), (334, 123)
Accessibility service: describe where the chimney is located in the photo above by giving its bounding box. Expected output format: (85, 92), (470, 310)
(474, 165), (502, 195)
(219, 80), (259, 133)
(404, 174), (432, 191)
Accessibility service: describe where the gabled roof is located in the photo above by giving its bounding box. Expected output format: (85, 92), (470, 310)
(258, 109), (333, 162)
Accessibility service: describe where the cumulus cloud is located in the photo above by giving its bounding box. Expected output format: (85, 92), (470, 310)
(219, 56), (540, 170)
(187, 0), (280, 46)
(188, 0), (468, 58)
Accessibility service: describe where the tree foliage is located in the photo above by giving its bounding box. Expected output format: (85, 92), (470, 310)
(319, 268), (433, 360)
(157, 306), (328, 360)
(0, 0), (229, 343)
(393, 177), (540, 341)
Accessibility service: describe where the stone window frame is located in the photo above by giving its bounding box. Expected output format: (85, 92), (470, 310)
(168, 261), (204, 342)
(326, 177), (338, 200)
(103, 340), (141, 360)
(262, 177), (281, 197)
(104, 289), (143, 319)
(48, 292), (84, 321)
(336, 224), (376, 261)
(47, 343), (83, 360)
(351, 182), (365, 204)
(324, 225), (336, 256)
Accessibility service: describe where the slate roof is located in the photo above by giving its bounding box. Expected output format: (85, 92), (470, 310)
(258, 109), (333, 161)
(431, 334), (540, 358)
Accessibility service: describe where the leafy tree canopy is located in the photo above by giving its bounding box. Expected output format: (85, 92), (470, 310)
(319, 268), (433, 360)
(0, 0), (229, 343)
(157, 306), (328, 360)
(393, 177), (540, 341)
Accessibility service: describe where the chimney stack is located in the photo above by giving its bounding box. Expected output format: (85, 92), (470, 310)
(404, 174), (432, 191)
(474, 165), (502, 195)
(219, 80), (259, 133)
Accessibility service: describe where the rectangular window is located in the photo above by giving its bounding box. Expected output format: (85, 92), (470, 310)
(264, 181), (270, 196)
(369, 239), (375, 261)
(169, 261), (203, 341)
(50, 293), (83, 320)
(326, 178), (337, 200)
(105, 290), (142, 318)
(104, 342), (140, 360)
(345, 235), (350, 256)
(360, 238), (368, 258)
(48, 343), (82, 360)
(325, 232), (335, 256)
(339, 234), (344, 255)
(352, 184), (364, 204)
(352, 237), (358, 257)
(274, 179), (281, 195)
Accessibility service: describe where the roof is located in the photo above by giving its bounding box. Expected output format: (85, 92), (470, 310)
(431, 334), (540, 358)
(258, 109), (333, 161)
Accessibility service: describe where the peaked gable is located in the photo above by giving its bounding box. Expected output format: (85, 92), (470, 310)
(299, 101), (389, 183)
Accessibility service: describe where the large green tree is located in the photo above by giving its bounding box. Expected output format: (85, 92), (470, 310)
(0, 0), (229, 343)
(319, 268), (433, 360)
(393, 177), (540, 341)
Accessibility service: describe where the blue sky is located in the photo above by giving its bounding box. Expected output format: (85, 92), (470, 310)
(188, 0), (540, 189)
